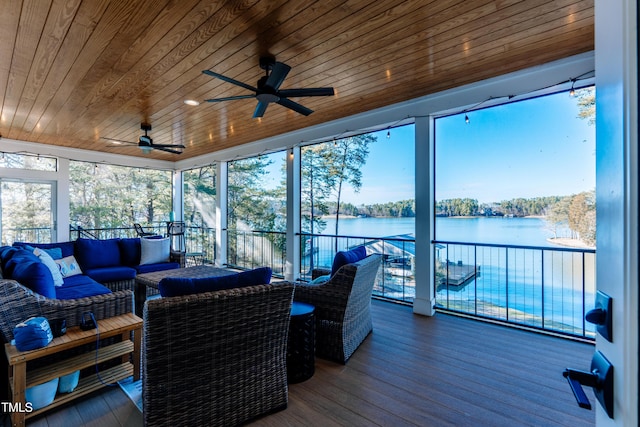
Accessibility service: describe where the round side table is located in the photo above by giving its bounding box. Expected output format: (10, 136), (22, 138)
(287, 302), (315, 383)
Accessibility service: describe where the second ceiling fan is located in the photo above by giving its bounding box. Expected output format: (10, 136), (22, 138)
(202, 57), (334, 118)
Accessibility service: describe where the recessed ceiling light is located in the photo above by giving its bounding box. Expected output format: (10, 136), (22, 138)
(184, 99), (200, 106)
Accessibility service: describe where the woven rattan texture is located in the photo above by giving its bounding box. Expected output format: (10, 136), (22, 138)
(293, 254), (382, 364)
(143, 282), (294, 427)
(0, 279), (133, 341)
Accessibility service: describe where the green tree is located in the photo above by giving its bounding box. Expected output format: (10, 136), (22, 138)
(568, 190), (596, 245)
(227, 156), (276, 231)
(69, 161), (171, 230)
(576, 86), (595, 125)
(184, 165), (216, 227)
(325, 135), (374, 238)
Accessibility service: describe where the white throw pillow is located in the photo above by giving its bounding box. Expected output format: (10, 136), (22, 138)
(55, 255), (83, 278)
(34, 248), (64, 286)
(140, 237), (170, 265)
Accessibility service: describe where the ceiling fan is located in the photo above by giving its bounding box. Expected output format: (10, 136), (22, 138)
(103, 123), (185, 154)
(202, 57), (335, 118)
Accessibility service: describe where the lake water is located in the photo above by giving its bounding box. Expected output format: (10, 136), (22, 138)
(320, 216), (566, 247)
(315, 216), (594, 336)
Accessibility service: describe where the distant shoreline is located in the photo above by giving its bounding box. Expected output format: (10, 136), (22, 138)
(547, 237), (595, 249)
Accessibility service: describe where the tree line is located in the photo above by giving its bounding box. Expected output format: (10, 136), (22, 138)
(324, 199), (416, 218)
(435, 196), (564, 217)
(435, 192), (596, 246)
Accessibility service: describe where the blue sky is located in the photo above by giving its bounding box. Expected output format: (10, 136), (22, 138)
(262, 87), (595, 206)
(435, 88), (595, 203)
(340, 125), (415, 205)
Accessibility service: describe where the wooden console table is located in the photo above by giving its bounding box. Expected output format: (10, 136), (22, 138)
(4, 313), (142, 426)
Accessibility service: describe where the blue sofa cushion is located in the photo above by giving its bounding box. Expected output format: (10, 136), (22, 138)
(0, 246), (19, 271)
(118, 238), (141, 266)
(56, 275), (111, 299)
(136, 262), (180, 275)
(10, 253), (56, 298)
(3, 249), (37, 277)
(84, 266), (136, 283)
(159, 267), (272, 297)
(331, 245), (367, 276)
(75, 238), (121, 270)
(13, 241), (74, 258)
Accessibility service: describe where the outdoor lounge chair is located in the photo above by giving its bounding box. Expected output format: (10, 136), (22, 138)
(134, 223), (156, 237)
(143, 282), (294, 427)
(294, 253), (382, 364)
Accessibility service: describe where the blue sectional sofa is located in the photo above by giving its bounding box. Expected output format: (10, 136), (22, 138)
(1, 237), (180, 300)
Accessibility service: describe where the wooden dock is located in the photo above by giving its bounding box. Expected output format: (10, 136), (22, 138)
(440, 262), (476, 288)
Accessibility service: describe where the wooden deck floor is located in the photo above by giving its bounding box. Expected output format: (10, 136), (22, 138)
(12, 300), (595, 427)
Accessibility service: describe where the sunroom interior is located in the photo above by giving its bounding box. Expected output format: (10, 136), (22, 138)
(1, 0), (637, 426)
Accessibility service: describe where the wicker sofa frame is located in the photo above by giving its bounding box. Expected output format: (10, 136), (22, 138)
(294, 254), (382, 364)
(143, 281), (294, 427)
(0, 278), (134, 401)
(0, 279), (133, 342)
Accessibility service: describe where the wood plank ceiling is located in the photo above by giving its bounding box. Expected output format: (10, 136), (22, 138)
(0, 0), (594, 160)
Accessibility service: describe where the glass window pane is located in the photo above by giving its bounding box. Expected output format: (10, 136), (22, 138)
(1, 181), (53, 244)
(183, 165), (216, 227)
(0, 152), (57, 171)
(227, 152), (286, 273)
(69, 161), (172, 235)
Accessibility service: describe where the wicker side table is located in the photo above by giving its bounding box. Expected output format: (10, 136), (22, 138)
(287, 302), (315, 383)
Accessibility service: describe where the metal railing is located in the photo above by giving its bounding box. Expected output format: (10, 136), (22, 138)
(300, 232), (416, 303)
(433, 240), (596, 340)
(68, 224), (216, 264)
(226, 229), (286, 276)
(1, 227), (53, 245)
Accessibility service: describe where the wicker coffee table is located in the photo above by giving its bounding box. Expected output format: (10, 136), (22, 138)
(134, 265), (237, 315)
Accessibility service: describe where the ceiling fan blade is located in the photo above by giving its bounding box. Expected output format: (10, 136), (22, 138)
(202, 69), (258, 93)
(153, 146), (184, 154)
(278, 87), (335, 97)
(253, 101), (269, 118)
(265, 62), (291, 90)
(277, 98), (313, 116)
(205, 95), (255, 102)
(102, 137), (137, 146)
(151, 143), (186, 149)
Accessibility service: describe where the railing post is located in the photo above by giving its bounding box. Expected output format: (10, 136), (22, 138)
(582, 251), (586, 337)
(541, 249), (545, 329)
(505, 247), (509, 322)
(474, 244), (478, 316)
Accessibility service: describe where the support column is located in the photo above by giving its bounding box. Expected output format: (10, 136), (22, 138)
(172, 170), (183, 221)
(215, 161), (228, 267)
(412, 116), (436, 316)
(57, 158), (70, 242)
(285, 147), (301, 281)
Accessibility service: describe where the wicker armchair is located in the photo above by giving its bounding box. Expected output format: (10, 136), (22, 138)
(294, 254), (382, 364)
(143, 282), (294, 427)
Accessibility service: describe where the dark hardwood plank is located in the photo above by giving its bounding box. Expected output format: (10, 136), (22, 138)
(9, 301), (593, 426)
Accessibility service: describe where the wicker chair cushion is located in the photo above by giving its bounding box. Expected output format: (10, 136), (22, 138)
(55, 275), (111, 299)
(13, 241), (75, 258)
(159, 267), (272, 297)
(18, 244), (62, 260)
(33, 248), (64, 286)
(8, 250), (56, 298)
(75, 238), (122, 269)
(135, 261), (180, 274)
(118, 238), (141, 266)
(331, 245), (367, 276)
(140, 237), (170, 265)
(82, 266), (136, 283)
